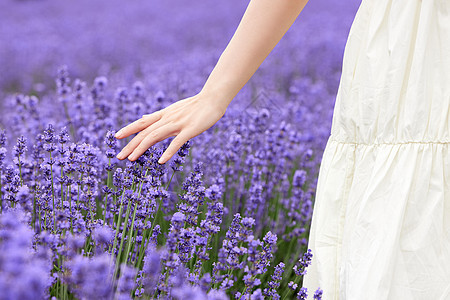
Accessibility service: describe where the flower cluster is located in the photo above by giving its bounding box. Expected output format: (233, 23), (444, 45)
(0, 68), (326, 298)
(0, 70), (324, 298)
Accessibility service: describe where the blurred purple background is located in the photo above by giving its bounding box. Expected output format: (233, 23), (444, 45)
(0, 0), (361, 93)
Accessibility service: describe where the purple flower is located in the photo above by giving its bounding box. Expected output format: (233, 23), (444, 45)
(207, 288), (229, 300)
(263, 261), (285, 298)
(293, 170), (307, 188)
(169, 140), (191, 172)
(105, 130), (117, 150)
(142, 244), (161, 295)
(250, 288), (264, 300)
(297, 287), (308, 300)
(56, 65), (72, 103)
(313, 287), (323, 300)
(93, 225), (114, 244)
(293, 249), (313, 276)
(205, 184), (222, 201)
(13, 135), (27, 157)
(0, 147), (6, 169)
(43, 124), (55, 144)
(0, 210), (53, 300)
(172, 211), (185, 225)
(116, 263), (137, 300)
(58, 127), (71, 145)
(65, 253), (114, 300)
(213, 213), (244, 284)
(0, 130), (6, 148)
(65, 233), (86, 257)
(171, 284), (207, 300)
(16, 185), (32, 210)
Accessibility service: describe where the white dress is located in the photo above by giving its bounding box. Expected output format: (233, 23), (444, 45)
(302, 0), (450, 299)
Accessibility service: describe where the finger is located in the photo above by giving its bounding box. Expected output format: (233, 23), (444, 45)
(116, 120), (164, 160)
(158, 131), (193, 164)
(128, 124), (179, 161)
(115, 112), (161, 139)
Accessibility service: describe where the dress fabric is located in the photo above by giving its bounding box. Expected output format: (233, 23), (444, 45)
(302, 0), (450, 299)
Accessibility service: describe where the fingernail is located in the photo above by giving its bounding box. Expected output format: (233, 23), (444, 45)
(116, 151), (123, 159)
(158, 155), (166, 164)
(128, 153), (135, 161)
(115, 130), (123, 138)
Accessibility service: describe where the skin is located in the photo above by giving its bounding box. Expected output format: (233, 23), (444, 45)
(115, 0), (309, 164)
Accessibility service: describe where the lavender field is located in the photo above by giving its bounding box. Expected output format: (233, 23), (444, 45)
(0, 0), (360, 299)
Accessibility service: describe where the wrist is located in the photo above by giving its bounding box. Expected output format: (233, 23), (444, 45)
(198, 85), (235, 115)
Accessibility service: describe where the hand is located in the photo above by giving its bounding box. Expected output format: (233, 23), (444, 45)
(114, 92), (227, 164)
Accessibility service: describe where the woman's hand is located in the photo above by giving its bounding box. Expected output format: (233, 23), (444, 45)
(115, 0), (308, 164)
(114, 92), (227, 164)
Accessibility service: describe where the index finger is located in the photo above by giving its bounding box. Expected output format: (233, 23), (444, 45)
(115, 112), (161, 139)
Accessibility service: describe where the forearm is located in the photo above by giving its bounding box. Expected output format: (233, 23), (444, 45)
(200, 0), (309, 110)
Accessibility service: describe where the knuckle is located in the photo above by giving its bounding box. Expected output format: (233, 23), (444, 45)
(167, 123), (179, 135)
(150, 131), (159, 140)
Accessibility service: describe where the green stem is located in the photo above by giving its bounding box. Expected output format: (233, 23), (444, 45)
(166, 171), (176, 190)
(120, 170), (148, 271)
(280, 239), (304, 295)
(133, 194), (152, 267)
(148, 196), (163, 241)
(134, 224), (150, 268)
(110, 189), (126, 256)
(213, 243), (240, 290)
(18, 154), (23, 186)
(77, 161), (85, 209)
(121, 203), (138, 266)
(133, 200), (156, 271)
(68, 174), (73, 233)
(60, 168), (64, 209)
(77, 183), (81, 210)
(87, 186), (94, 223)
(83, 235), (92, 256)
(198, 234), (213, 277)
(44, 208), (47, 230)
(32, 164), (38, 230)
(104, 157), (112, 223)
(63, 103), (77, 140)
(113, 200), (132, 278)
(281, 275), (301, 300)
(50, 151), (56, 232)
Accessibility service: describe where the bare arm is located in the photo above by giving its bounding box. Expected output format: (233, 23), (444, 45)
(201, 0), (309, 109)
(115, 0), (309, 163)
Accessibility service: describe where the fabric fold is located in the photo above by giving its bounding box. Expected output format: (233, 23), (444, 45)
(303, 141), (450, 299)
